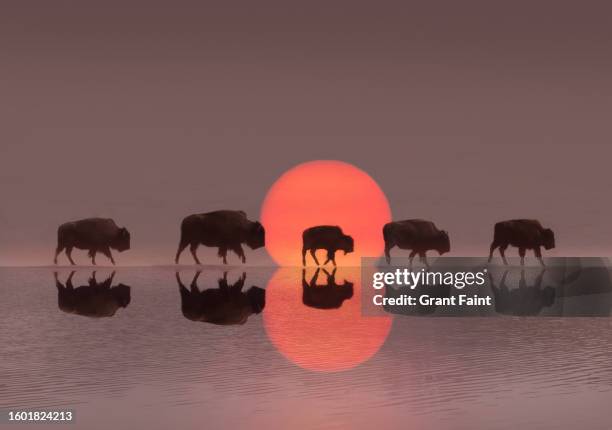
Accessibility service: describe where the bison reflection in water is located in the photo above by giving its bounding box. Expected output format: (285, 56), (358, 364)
(54, 271), (131, 318)
(302, 268), (354, 309)
(489, 269), (556, 316)
(177, 271), (265, 325)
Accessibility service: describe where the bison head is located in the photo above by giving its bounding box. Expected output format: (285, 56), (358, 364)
(246, 221), (265, 249)
(112, 227), (131, 252)
(112, 284), (131, 308)
(339, 281), (354, 299)
(542, 228), (555, 250)
(246, 286), (266, 314)
(436, 230), (451, 255)
(340, 234), (354, 255)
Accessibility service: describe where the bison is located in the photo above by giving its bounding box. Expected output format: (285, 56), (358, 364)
(489, 269), (556, 316)
(54, 218), (131, 265)
(176, 271), (265, 325)
(175, 210), (265, 265)
(488, 219), (555, 266)
(383, 219), (450, 267)
(302, 268), (354, 309)
(302, 225), (354, 267)
(54, 271), (131, 318)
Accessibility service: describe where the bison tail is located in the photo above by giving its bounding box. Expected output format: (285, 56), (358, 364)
(492, 222), (505, 241)
(56, 223), (71, 245)
(178, 217), (194, 243)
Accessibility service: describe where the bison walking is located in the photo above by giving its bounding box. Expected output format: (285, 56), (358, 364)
(383, 219), (450, 267)
(175, 210), (265, 265)
(302, 225), (354, 267)
(488, 219), (555, 266)
(54, 218), (131, 265)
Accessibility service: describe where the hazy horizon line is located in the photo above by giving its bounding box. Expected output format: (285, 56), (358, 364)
(2, 256), (610, 269)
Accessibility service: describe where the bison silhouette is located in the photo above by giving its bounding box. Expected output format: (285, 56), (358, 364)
(54, 218), (131, 266)
(489, 269), (556, 316)
(54, 271), (131, 318)
(176, 271), (265, 325)
(383, 219), (450, 267)
(302, 225), (354, 267)
(488, 219), (555, 266)
(175, 210), (265, 265)
(302, 268), (354, 309)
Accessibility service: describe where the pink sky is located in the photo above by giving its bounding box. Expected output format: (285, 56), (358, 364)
(1, 1), (611, 265)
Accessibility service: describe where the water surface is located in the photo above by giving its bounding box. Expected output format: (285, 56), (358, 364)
(1, 267), (611, 430)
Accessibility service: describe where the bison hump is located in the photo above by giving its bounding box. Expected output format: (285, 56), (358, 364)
(303, 225), (343, 236)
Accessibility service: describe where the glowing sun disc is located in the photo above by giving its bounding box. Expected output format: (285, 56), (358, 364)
(261, 160), (392, 266)
(263, 268), (393, 372)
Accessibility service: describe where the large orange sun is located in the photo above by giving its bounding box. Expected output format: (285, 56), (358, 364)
(263, 268), (393, 372)
(261, 160), (392, 266)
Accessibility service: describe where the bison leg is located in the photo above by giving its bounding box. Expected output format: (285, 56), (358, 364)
(175, 271), (188, 293)
(218, 247), (228, 264)
(191, 271), (202, 292)
(498, 244), (509, 265)
(101, 247), (115, 265)
(219, 272), (230, 292)
(54, 245), (65, 265)
(408, 250), (417, 269)
(310, 268), (321, 286)
(384, 243), (393, 264)
(326, 250), (337, 267)
(190, 243), (202, 265)
(232, 272), (246, 291)
(66, 271), (76, 289)
(89, 271), (98, 286)
(232, 244), (246, 264)
(175, 240), (189, 264)
(309, 249), (320, 266)
(66, 247), (76, 266)
(519, 269), (527, 288)
(302, 247), (308, 266)
(518, 247), (526, 266)
(323, 250), (332, 266)
(419, 251), (430, 269)
(54, 271), (64, 290)
(534, 246), (545, 267)
(534, 267), (546, 287)
(488, 241), (498, 263)
(103, 271), (115, 288)
(89, 250), (97, 265)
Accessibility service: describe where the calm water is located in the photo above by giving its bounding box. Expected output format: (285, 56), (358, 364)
(1, 267), (611, 430)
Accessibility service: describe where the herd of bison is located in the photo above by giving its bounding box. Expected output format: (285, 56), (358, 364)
(53, 210), (556, 267)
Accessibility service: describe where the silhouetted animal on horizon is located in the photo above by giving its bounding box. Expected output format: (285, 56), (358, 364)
(489, 269), (555, 316)
(383, 219), (450, 267)
(54, 271), (131, 317)
(175, 210), (265, 265)
(302, 226), (354, 266)
(302, 268), (353, 309)
(176, 271), (265, 325)
(54, 218), (131, 265)
(488, 219), (555, 266)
